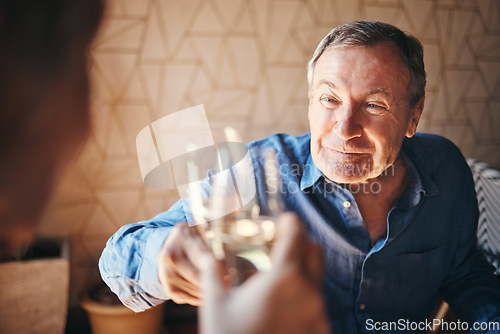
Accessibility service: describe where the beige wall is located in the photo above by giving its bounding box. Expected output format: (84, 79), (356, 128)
(38, 0), (500, 306)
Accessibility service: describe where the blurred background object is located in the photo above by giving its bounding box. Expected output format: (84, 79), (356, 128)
(0, 238), (69, 333)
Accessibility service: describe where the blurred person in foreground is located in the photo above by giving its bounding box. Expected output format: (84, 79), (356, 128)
(0, 1), (328, 334)
(0, 0), (102, 261)
(100, 20), (500, 333)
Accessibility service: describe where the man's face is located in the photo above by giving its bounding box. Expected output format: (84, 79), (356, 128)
(308, 43), (422, 184)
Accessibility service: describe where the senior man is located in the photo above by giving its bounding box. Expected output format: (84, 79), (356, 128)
(100, 21), (500, 333)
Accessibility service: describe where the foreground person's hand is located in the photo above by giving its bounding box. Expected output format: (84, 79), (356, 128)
(199, 213), (330, 334)
(158, 222), (209, 305)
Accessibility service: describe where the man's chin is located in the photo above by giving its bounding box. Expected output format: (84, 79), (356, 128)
(320, 159), (373, 183)
(323, 172), (371, 185)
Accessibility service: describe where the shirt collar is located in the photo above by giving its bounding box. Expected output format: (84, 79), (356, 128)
(400, 140), (440, 200)
(300, 154), (323, 191)
(397, 151), (425, 209)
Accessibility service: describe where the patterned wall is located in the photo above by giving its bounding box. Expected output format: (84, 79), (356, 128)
(38, 0), (500, 307)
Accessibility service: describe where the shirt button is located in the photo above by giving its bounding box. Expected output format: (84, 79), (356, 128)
(343, 201), (351, 208)
(359, 303), (366, 310)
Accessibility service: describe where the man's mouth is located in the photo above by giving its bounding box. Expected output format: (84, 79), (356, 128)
(326, 147), (370, 155)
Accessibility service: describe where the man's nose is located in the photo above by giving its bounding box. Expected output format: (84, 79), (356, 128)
(331, 104), (362, 140)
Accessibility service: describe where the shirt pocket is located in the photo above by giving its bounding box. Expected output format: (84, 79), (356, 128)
(392, 244), (447, 316)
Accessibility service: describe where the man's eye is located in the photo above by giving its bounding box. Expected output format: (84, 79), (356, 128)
(367, 103), (385, 109)
(320, 96), (339, 108)
(366, 103), (387, 114)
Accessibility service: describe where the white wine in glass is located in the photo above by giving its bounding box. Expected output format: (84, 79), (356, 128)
(188, 140), (282, 284)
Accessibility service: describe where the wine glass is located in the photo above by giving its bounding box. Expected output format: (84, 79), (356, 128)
(187, 143), (282, 285)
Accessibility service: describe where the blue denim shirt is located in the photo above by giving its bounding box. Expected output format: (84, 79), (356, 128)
(99, 132), (500, 333)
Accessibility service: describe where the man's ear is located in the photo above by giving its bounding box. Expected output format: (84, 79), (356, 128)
(405, 96), (425, 138)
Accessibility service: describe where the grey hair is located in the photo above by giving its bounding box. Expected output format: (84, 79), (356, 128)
(307, 21), (426, 109)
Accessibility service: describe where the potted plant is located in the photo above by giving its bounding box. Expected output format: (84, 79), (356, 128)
(81, 282), (164, 334)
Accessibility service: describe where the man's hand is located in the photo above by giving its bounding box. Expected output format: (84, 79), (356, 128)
(158, 222), (209, 305)
(199, 213), (330, 334)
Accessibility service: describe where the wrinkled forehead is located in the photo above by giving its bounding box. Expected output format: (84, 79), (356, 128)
(312, 44), (412, 98)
